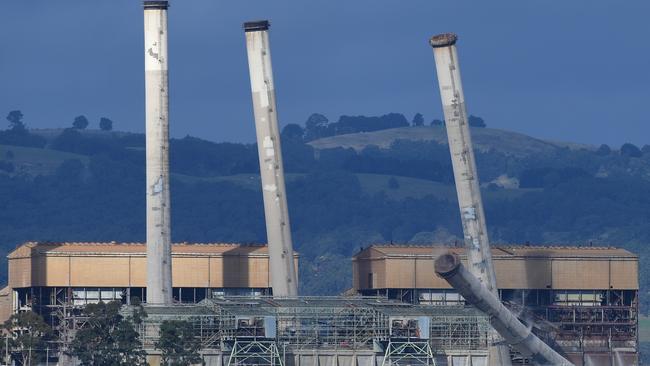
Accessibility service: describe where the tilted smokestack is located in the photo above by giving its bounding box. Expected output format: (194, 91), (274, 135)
(429, 33), (510, 364)
(243, 20), (298, 297)
(435, 253), (573, 366)
(144, 0), (172, 305)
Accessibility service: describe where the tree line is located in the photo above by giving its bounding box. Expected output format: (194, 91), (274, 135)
(2, 304), (202, 366)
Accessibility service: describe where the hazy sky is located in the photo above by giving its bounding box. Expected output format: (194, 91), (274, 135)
(0, 1), (648, 146)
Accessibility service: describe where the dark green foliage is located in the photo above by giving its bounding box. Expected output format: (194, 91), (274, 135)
(0, 112), (46, 148)
(336, 113), (409, 134)
(412, 113), (424, 127)
(0, 128), (47, 148)
(519, 167), (589, 188)
(596, 144), (611, 156)
(430, 119), (444, 126)
(621, 143), (642, 158)
(281, 123), (305, 142)
(304, 113), (330, 141)
(341, 141), (455, 182)
(468, 115), (486, 128)
(6, 111), (25, 131)
(72, 115), (89, 130)
(99, 118), (113, 131)
(68, 301), (147, 366)
(3, 311), (53, 366)
(170, 136), (258, 177)
(155, 320), (203, 366)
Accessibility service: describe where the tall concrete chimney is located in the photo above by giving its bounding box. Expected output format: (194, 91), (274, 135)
(144, 0), (172, 305)
(429, 33), (511, 365)
(243, 20), (298, 297)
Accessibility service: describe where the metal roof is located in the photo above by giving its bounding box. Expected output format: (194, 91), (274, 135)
(7, 242), (285, 259)
(357, 244), (637, 259)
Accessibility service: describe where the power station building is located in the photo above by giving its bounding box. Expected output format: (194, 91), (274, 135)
(0, 242), (639, 365)
(353, 245), (639, 365)
(0, 241), (298, 324)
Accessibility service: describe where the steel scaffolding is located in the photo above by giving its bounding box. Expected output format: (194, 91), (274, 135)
(55, 297), (490, 365)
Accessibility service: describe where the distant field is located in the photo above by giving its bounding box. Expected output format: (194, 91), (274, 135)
(174, 172), (538, 202)
(640, 316), (650, 342)
(308, 126), (593, 157)
(0, 145), (88, 176)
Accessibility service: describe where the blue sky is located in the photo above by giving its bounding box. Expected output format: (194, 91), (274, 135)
(0, 1), (648, 146)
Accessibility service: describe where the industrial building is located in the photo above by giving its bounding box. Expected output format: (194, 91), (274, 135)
(353, 245), (639, 365)
(0, 242), (638, 365)
(0, 241), (298, 324)
(0, 0), (640, 364)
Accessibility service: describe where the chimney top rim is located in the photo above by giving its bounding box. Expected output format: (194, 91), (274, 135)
(144, 1), (169, 10)
(429, 33), (458, 48)
(244, 20), (270, 32)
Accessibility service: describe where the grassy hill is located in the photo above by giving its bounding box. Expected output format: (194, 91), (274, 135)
(0, 144), (88, 176)
(308, 126), (593, 157)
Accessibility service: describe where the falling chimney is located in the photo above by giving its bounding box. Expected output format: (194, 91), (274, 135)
(144, 0), (172, 305)
(429, 33), (511, 365)
(243, 20), (298, 297)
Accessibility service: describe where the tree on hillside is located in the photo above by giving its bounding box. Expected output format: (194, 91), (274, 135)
(281, 123), (305, 142)
(155, 320), (203, 366)
(304, 113), (330, 141)
(335, 113), (409, 134)
(72, 115), (89, 130)
(621, 143), (642, 158)
(100, 117), (113, 131)
(596, 144), (611, 156)
(430, 119), (444, 126)
(412, 113), (424, 127)
(68, 301), (147, 366)
(468, 115), (486, 128)
(1, 111), (47, 147)
(6, 110), (25, 131)
(3, 311), (53, 366)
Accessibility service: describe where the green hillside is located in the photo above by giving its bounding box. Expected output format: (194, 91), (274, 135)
(0, 144), (88, 176)
(308, 126), (593, 157)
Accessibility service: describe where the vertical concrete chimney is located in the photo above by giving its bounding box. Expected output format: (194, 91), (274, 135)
(144, 0), (172, 305)
(243, 20), (298, 297)
(429, 33), (511, 365)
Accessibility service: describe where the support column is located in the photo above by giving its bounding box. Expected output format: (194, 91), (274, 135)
(144, 0), (172, 305)
(243, 20), (298, 297)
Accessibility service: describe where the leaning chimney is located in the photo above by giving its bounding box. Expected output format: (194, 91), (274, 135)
(429, 33), (510, 364)
(243, 20), (298, 297)
(144, 0), (172, 305)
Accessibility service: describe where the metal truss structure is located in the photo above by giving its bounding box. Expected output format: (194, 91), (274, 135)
(53, 297), (490, 364)
(381, 340), (436, 366)
(227, 339), (283, 366)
